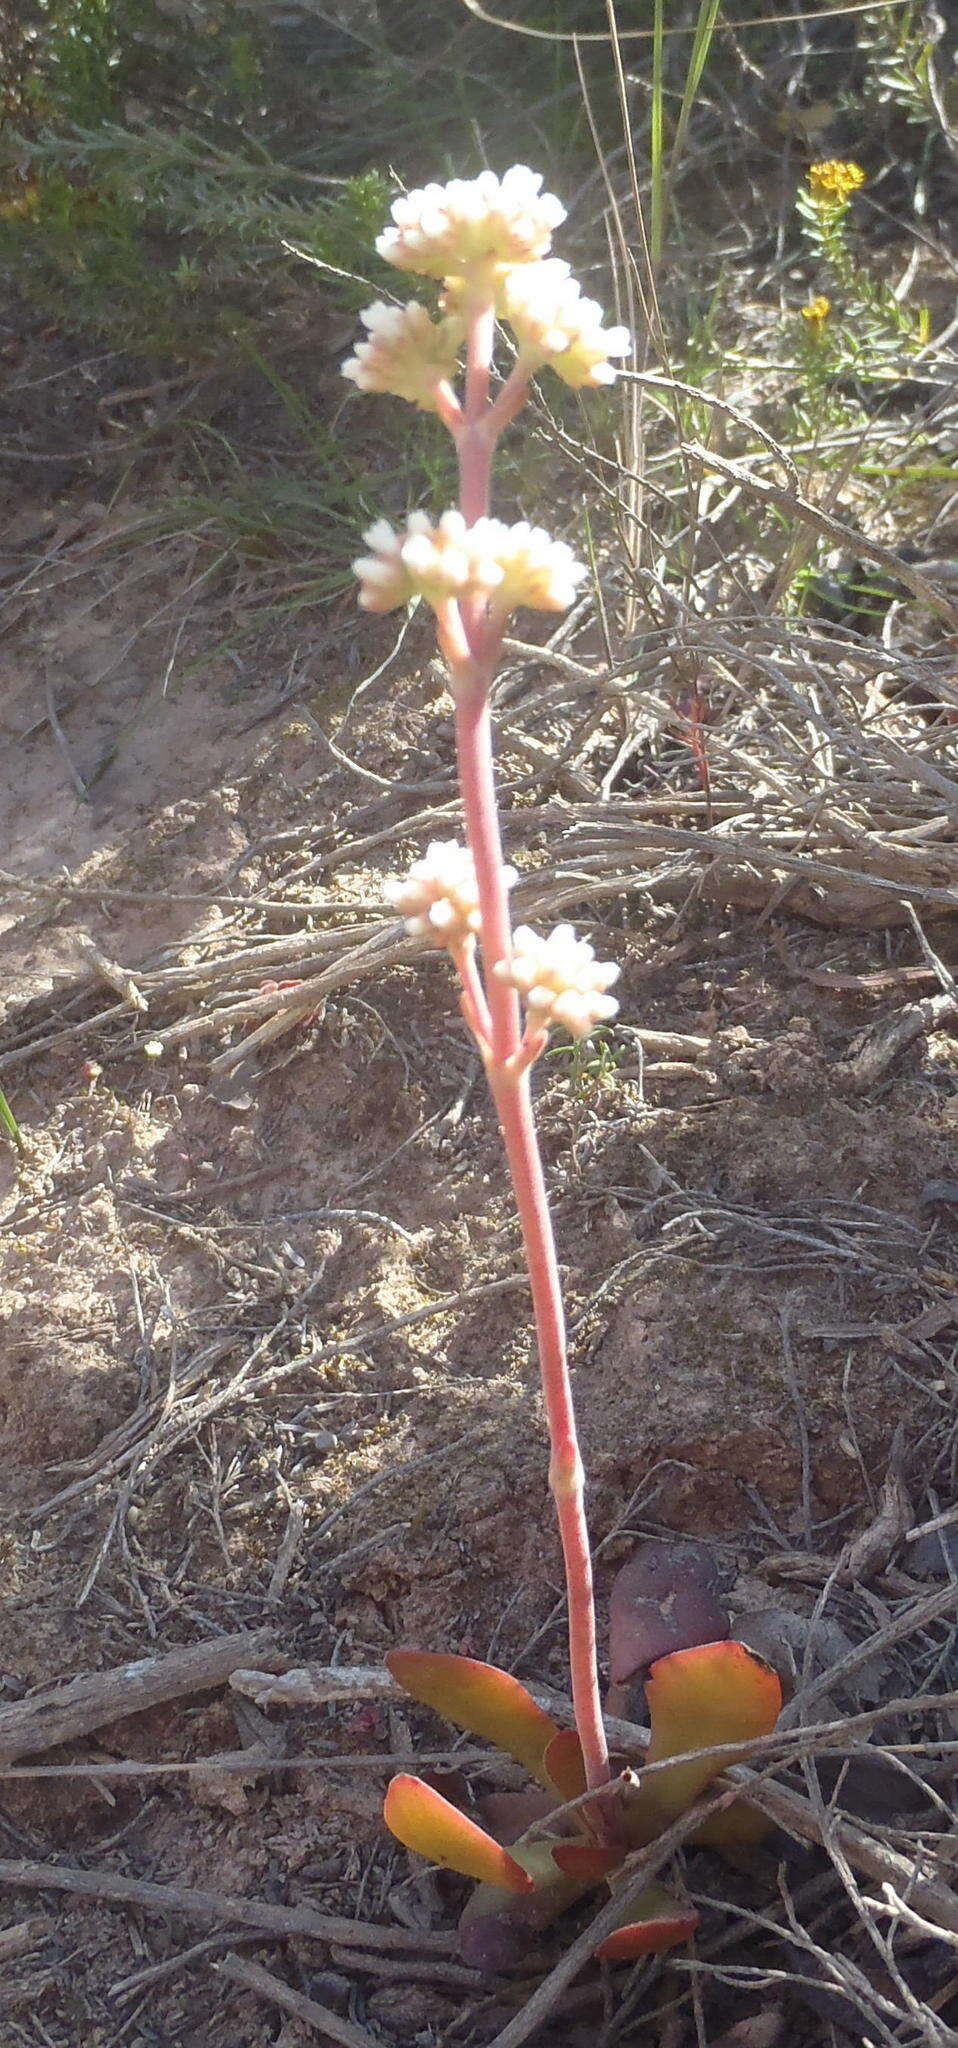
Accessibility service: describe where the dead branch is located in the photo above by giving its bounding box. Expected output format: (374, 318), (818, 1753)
(841, 990), (958, 1092)
(683, 446), (958, 631)
(0, 1858), (456, 1953)
(0, 1916), (51, 1962)
(0, 1630), (278, 1765)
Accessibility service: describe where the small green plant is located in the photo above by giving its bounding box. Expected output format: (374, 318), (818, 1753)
(785, 154), (933, 544)
(857, 2), (941, 135)
(797, 157), (869, 290)
(547, 1022), (625, 1097)
(796, 157), (927, 362)
(35, 0), (125, 128)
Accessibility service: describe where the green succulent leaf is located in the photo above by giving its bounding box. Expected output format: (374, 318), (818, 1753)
(387, 1649), (560, 1784)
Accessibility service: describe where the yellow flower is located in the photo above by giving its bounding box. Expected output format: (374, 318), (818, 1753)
(807, 160), (866, 205)
(801, 295), (832, 328)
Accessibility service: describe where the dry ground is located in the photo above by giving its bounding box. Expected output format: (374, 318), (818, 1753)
(2, 307), (958, 2044)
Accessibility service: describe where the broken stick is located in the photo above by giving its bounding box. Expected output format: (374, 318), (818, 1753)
(842, 990), (958, 1093)
(0, 1629), (278, 1765)
(0, 1859), (455, 1954)
(217, 1951), (379, 2048)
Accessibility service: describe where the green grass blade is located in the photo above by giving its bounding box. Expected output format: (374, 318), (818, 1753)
(0, 1086), (24, 1154)
(650, 0), (665, 268)
(670, 0), (722, 177)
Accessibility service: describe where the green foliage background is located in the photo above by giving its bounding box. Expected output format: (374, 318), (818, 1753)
(1, 3), (951, 602)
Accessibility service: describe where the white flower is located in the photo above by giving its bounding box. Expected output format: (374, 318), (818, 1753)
(352, 511), (482, 613)
(376, 167), (566, 281)
(483, 521), (586, 614)
(387, 839), (516, 949)
(352, 511), (585, 618)
(495, 923), (620, 1039)
(352, 515), (417, 612)
(400, 512), (503, 605)
(501, 260), (631, 388)
(342, 301), (462, 412)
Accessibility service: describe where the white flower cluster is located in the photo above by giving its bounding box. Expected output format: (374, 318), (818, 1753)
(376, 166), (566, 279)
(488, 520), (586, 613)
(343, 166), (630, 419)
(345, 166), (630, 626)
(353, 511), (496, 614)
(387, 839), (516, 950)
(501, 259), (631, 389)
(496, 923), (620, 1040)
(353, 511), (585, 618)
(341, 301), (462, 413)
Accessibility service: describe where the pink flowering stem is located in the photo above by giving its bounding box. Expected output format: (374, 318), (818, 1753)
(459, 297), (496, 522)
(452, 935), (492, 1047)
(447, 295), (610, 1793)
(490, 1060), (608, 1792)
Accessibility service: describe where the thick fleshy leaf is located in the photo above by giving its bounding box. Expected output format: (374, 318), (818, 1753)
(551, 1842), (625, 1880)
(542, 1727), (587, 1802)
(387, 1650), (559, 1783)
(693, 1800), (771, 1851)
(384, 1774), (534, 1892)
(608, 1539), (728, 1688)
(478, 1787), (557, 1843)
(596, 1886), (699, 1962)
(625, 1640), (782, 1846)
(459, 1841), (589, 1973)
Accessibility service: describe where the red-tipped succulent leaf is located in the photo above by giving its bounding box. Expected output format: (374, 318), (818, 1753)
(387, 1650), (559, 1784)
(626, 1639), (782, 1846)
(551, 1843), (625, 1880)
(542, 1726), (587, 1801)
(384, 1774), (535, 1892)
(596, 1888), (699, 1963)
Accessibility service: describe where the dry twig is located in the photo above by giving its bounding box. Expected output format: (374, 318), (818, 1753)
(0, 1630), (277, 1765)
(0, 1858), (456, 1953)
(216, 1951), (380, 2048)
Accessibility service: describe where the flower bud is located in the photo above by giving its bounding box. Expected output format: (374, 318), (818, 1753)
(342, 301), (462, 412)
(387, 840), (516, 949)
(495, 923), (619, 1039)
(376, 167), (566, 281)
